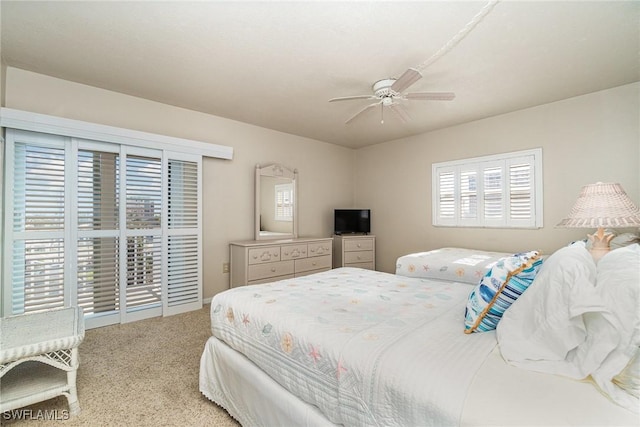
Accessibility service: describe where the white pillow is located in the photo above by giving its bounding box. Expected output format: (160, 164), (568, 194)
(590, 244), (640, 412)
(496, 242), (606, 378)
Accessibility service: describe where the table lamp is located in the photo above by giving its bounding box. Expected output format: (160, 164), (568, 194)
(557, 182), (640, 261)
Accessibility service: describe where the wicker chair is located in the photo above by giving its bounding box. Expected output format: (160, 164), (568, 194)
(0, 307), (84, 416)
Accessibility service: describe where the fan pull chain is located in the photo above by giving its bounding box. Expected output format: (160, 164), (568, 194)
(416, 0), (499, 74)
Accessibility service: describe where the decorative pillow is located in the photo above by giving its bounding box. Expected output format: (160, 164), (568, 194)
(396, 247), (510, 284)
(464, 251), (542, 334)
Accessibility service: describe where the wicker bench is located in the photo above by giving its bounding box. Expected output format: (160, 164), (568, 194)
(0, 307), (84, 416)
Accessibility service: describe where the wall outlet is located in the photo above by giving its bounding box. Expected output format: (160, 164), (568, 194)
(222, 263), (230, 274)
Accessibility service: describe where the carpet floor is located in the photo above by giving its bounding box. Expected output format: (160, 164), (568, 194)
(2, 305), (240, 426)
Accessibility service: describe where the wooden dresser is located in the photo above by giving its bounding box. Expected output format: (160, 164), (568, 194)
(333, 234), (376, 270)
(229, 238), (333, 287)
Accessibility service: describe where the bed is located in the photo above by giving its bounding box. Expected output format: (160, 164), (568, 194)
(200, 246), (640, 426)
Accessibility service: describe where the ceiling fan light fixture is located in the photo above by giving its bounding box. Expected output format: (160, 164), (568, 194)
(372, 79), (396, 97)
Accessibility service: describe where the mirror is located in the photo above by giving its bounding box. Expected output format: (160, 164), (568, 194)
(255, 163), (298, 240)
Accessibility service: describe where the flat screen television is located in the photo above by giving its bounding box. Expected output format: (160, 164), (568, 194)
(334, 209), (371, 235)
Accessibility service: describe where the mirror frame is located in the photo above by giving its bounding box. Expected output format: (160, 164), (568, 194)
(255, 163), (298, 240)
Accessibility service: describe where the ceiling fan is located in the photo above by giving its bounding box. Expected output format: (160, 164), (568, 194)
(329, 68), (455, 124)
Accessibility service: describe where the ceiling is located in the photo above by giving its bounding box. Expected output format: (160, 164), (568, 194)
(1, 1), (638, 149)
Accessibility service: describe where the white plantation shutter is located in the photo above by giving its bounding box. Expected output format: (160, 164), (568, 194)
(76, 147), (121, 324)
(10, 136), (67, 314)
(164, 155), (202, 316)
(126, 155), (162, 230)
(4, 128), (206, 326)
(77, 236), (119, 315)
(508, 156), (536, 227)
(168, 159), (199, 228)
(123, 152), (163, 319)
(432, 149), (542, 228)
(13, 143), (66, 232)
(12, 239), (65, 313)
(483, 165), (503, 221)
(125, 235), (162, 311)
(459, 168), (478, 224)
(435, 167), (456, 226)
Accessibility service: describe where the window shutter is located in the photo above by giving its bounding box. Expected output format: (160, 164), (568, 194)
(11, 140), (67, 314)
(434, 167), (456, 226)
(126, 155), (162, 229)
(78, 150), (119, 230)
(432, 149), (542, 228)
(12, 239), (65, 313)
(4, 128), (207, 325)
(13, 143), (66, 232)
(125, 235), (162, 311)
(507, 156), (535, 226)
(482, 163), (505, 227)
(167, 235), (199, 307)
(459, 168), (478, 223)
(125, 154), (162, 313)
(77, 236), (119, 315)
(168, 160), (198, 228)
(164, 156), (202, 316)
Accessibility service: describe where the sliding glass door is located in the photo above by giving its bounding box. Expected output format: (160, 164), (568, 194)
(3, 129), (202, 328)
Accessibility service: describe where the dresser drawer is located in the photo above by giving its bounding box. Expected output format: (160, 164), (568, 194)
(294, 254), (332, 274)
(308, 241), (332, 257)
(344, 250), (374, 264)
(281, 244), (308, 260)
(248, 260), (294, 281)
(346, 261), (374, 270)
(248, 274), (294, 285)
(248, 247), (281, 264)
(344, 238), (374, 252)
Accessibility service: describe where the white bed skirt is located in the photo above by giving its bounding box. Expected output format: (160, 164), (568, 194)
(200, 336), (336, 427)
(201, 335), (640, 426)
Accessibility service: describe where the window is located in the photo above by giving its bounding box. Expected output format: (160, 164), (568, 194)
(432, 148), (543, 228)
(3, 129), (204, 327)
(274, 183), (294, 222)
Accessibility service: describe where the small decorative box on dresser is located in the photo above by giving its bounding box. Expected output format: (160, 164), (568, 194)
(230, 238), (333, 287)
(333, 234), (376, 270)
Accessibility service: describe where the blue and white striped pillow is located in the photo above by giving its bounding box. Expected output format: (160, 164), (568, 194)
(464, 251), (543, 334)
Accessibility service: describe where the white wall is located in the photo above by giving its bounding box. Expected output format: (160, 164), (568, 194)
(355, 83), (640, 273)
(3, 67), (355, 299)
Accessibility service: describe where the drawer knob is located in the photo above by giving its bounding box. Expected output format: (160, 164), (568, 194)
(271, 267), (276, 272)
(357, 244), (361, 248)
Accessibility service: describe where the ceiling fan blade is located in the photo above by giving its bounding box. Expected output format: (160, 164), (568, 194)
(390, 68), (422, 93)
(389, 103), (411, 123)
(345, 102), (380, 124)
(329, 95), (377, 102)
(405, 92), (456, 101)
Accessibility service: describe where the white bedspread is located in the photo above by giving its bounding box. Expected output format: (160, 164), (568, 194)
(207, 267), (497, 426)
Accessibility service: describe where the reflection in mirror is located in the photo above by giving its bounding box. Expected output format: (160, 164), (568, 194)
(255, 164), (298, 240)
